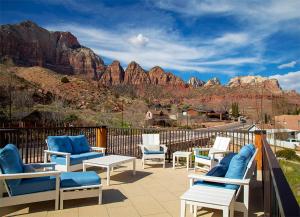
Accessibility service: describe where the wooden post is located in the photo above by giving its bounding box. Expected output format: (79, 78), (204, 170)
(254, 130), (266, 171)
(96, 126), (107, 149)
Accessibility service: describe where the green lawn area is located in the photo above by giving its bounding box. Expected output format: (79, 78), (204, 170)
(279, 159), (300, 204)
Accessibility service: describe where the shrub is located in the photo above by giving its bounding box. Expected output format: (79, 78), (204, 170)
(64, 114), (78, 123)
(61, 77), (70, 83)
(276, 149), (300, 162)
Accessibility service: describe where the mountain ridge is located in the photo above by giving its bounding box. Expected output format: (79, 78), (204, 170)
(0, 20), (288, 93)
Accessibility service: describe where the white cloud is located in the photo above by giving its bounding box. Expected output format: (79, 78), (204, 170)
(277, 61), (297, 69)
(270, 71), (300, 92)
(129, 34), (149, 47)
(48, 24), (259, 74)
(214, 33), (249, 45)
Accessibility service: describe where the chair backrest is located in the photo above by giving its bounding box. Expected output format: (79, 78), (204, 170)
(212, 137), (231, 150)
(208, 137), (230, 158)
(142, 134), (160, 151)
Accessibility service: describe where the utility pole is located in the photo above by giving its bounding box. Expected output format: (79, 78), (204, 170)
(121, 100), (124, 128)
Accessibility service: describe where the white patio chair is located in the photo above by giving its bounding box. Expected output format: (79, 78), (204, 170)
(194, 136), (231, 171)
(184, 146), (258, 217)
(139, 134), (168, 169)
(0, 144), (60, 210)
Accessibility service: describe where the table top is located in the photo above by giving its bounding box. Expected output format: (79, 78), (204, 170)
(173, 151), (192, 157)
(83, 155), (136, 167)
(180, 185), (235, 206)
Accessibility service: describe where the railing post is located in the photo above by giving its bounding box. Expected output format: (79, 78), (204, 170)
(254, 130), (266, 171)
(96, 126), (107, 151)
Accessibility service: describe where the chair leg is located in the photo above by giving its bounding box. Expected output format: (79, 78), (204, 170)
(223, 207), (229, 217)
(193, 205), (197, 217)
(98, 187), (102, 204)
(59, 191), (63, 210)
(180, 200), (186, 217)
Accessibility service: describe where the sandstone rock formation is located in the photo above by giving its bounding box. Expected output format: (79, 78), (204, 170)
(187, 77), (205, 88)
(204, 77), (221, 87)
(228, 76), (282, 93)
(0, 21), (105, 79)
(99, 60), (125, 85)
(124, 61), (150, 85)
(148, 66), (185, 86)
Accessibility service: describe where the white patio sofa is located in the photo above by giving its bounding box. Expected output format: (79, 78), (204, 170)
(44, 135), (106, 172)
(139, 134), (168, 169)
(182, 144), (258, 217)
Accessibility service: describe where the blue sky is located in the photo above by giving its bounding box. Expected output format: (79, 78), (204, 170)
(0, 0), (300, 91)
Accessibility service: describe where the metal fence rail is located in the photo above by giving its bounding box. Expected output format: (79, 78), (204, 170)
(262, 137), (299, 216)
(0, 127), (99, 163)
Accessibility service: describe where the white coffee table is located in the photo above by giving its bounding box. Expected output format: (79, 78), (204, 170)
(83, 155), (136, 186)
(173, 151), (192, 170)
(180, 185), (235, 217)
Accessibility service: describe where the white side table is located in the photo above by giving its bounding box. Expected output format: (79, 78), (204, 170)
(173, 151), (192, 171)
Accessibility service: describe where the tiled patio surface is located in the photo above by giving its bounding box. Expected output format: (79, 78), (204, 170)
(0, 159), (264, 217)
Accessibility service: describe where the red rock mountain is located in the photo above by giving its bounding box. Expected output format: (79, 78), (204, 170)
(124, 61), (151, 85)
(0, 21), (105, 78)
(148, 66), (185, 86)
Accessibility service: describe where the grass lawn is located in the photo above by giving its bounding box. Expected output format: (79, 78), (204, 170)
(279, 159), (300, 204)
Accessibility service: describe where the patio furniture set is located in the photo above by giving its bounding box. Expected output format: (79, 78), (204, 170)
(0, 133), (257, 217)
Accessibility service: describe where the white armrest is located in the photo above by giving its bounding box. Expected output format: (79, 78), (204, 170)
(188, 174), (250, 185)
(210, 150), (231, 155)
(160, 145), (168, 153)
(44, 150), (70, 156)
(194, 148), (211, 151)
(90, 147), (106, 152)
(0, 171), (61, 180)
(25, 163), (56, 170)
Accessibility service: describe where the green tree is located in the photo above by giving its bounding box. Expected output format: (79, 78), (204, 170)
(231, 102), (239, 118)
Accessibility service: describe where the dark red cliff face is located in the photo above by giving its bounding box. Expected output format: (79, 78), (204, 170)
(0, 21), (105, 79)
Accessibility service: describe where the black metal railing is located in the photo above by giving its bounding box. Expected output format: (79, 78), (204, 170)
(107, 127), (254, 161)
(1, 126), (255, 163)
(262, 136), (300, 216)
(0, 127), (100, 163)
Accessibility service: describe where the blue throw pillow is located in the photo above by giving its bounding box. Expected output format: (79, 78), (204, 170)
(239, 144), (255, 159)
(219, 153), (237, 170)
(206, 165), (227, 177)
(69, 135), (90, 154)
(47, 136), (73, 153)
(224, 154), (248, 190)
(0, 144), (24, 186)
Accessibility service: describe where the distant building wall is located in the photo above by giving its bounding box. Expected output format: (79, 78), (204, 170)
(275, 115), (300, 130)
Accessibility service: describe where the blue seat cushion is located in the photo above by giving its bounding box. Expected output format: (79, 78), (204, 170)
(47, 136), (73, 153)
(69, 135), (90, 154)
(10, 176), (56, 196)
(194, 180), (226, 189)
(224, 154), (248, 190)
(196, 154), (211, 160)
(144, 150), (164, 154)
(60, 171), (100, 188)
(51, 152), (103, 165)
(0, 144), (24, 187)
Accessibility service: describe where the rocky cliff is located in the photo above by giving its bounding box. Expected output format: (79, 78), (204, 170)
(204, 77), (221, 87)
(148, 66), (185, 86)
(0, 21), (105, 78)
(228, 76), (282, 93)
(187, 77), (205, 87)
